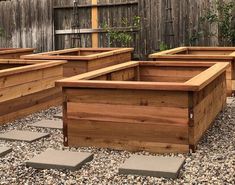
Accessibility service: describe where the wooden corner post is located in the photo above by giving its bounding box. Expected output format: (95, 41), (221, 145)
(62, 88), (68, 146)
(92, 0), (98, 47)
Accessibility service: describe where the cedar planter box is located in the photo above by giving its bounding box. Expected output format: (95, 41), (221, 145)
(56, 61), (229, 153)
(0, 48), (35, 59)
(149, 47), (235, 95)
(21, 48), (133, 77)
(0, 59), (66, 124)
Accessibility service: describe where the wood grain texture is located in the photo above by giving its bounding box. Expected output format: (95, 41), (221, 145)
(0, 0), (222, 59)
(67, 136), (189, 153)
(60, 61), (227, 153)
(189, 72), (227, 146)
(0, 59), (64, 124)
(0, 48), (35, 58)
(149, 47), (235, 59)
(0, 87), (62, 125)
(91, 0), (98, 47)
(150, 47), (233, 95)
(0, 0), (53, 52)
(22, 48), (133, 77)
(56, 61), (229, 92)
(65, 86), (189, 153)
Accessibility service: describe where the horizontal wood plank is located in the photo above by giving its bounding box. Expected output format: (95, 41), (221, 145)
(67, 102), (188, 125)
(65, 88), (189, 108)
(67, 118), (189, 144)
(0, 75), (61, 102)
(67, 136), (189, 153)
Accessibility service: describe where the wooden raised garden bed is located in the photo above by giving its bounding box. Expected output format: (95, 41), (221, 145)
(56, 61), (229, 153)
(149, 47), (235, 95)
(0, 59), (66, 124)
(21, 48), (133, 77)
(0, 48), (35, 59)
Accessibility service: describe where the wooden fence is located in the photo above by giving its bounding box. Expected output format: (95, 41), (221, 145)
(0, 0), (233, 59)
(0, 0), (53, 52)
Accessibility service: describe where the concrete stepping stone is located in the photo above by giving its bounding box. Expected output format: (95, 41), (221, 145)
(0, 147), (12, 157)
(29, 120), (63, 129)
(227, 97), (233, 104)
(119, 155), (185, 179)
(0, 130), (49, 143)
(54, 112), (62, 119)
(26, 149), (93, 171)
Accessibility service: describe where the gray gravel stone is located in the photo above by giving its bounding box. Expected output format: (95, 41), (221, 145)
(53, 112), (62, 119)
(0, 103), (234, 184)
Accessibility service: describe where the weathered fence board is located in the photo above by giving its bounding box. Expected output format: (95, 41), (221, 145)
(0, 0), (53, 52)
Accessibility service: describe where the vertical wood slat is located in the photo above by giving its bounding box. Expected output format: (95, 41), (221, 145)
(92, 0), (98, 47)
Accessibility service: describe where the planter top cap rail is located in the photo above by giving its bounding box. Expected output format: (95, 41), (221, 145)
(0, 59), (67, 77)
(0, 48), (35, 55)
(149, 47), (235, 60)
(21, 48), (134, 61)
(56, 61), (230, 91)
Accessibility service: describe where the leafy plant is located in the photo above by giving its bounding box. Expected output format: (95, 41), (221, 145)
(159, 42), (169, 51)
(102, 16), (141, 47)
(188, 30), (203, 46)
(193, 0), (235, 46)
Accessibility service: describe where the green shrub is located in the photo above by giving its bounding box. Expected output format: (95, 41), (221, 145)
(190, 0), (235, 46)
(102, 16), (141, 47)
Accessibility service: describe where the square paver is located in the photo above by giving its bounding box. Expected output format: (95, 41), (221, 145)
(29, 120), (63, 129)
(227, 97), (233, 104)
(54, 112), (62, 119)
(0, 147), (12, 157)
(26, 149), (93, 171)
(0, 130), (50, 143)
(119, 155), (185, 179)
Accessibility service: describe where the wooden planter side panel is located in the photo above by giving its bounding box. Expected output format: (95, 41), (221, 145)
(0, 50), (34, 59)
(64, 88), (190, 153)
(231, 60), (235, 91)
(0, 65), (63, 102)
(0, 87), (62, 124)
(150, 58), (232, 96)
(187, 50), (233, 55)
(189, 72), (227, 147)
(139, 65), (207, 82)
(226, 63), (232, 95)
(62, 52), (131, 77)
(0, 62), (64, 124)
(87, 52), (132, 71)
(63, 61), (88, 77)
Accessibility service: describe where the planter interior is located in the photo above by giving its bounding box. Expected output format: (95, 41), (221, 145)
(149, 47), (235, 95)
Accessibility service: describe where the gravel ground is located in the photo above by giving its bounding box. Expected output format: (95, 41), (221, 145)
(0, 102), (234, 185)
